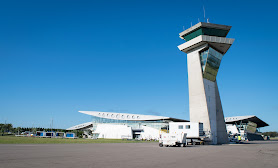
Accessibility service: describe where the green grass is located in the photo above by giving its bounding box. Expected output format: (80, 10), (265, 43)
(0, 136), (155, 144)
(270, 137), (278, 140)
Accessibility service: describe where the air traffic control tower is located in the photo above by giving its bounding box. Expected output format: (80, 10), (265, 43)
(178, 22), (234, 144)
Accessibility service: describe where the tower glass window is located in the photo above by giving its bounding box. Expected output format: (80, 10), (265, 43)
(199, 47), (223, 82)
(181, 27), (229, 41)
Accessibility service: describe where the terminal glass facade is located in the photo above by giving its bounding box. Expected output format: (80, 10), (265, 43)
(200, 47), (223, 82)
(91, 116), (169, 132)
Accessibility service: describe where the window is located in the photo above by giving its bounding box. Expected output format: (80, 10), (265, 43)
(178, 125), (183, 129)
(186, 125), (190, 129)
(199, 47), (223, 82)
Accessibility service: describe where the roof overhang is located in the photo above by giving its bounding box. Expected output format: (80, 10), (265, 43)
(178, 35), (234, 54)
(225, 115), (269, 128)
(168, 118), (189, 122)
(79, 111), (170, 121)
(66, 122), (93, 130)
(78, 111), (189, 122)
(179, 22), (232, 39)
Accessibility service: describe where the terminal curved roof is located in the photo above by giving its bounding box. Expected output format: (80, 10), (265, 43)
(66, 122), (93, 130)
(79, 111), (188, 122)
(225, 115), (269, 128)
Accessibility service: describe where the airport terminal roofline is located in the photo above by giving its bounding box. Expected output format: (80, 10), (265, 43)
(66, 122), (93, 130)
(225, 115), (269, 128)
(67, 113), (269, 130)
(79, 111), (188, 122)
(179, 22), (232, 39)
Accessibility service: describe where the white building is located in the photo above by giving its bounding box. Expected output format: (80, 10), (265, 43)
(67, 111), (188, 140)
(67, 111), (268, 142)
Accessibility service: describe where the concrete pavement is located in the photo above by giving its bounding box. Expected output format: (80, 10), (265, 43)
(0, 141), (277, 168)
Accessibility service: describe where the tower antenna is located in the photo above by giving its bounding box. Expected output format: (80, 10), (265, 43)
(203, 5), (206, 22)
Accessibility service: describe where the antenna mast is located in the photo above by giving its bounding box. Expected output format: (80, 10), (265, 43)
(203, 5), (206, 22)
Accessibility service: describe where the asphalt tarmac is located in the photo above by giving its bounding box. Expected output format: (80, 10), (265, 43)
(0, 141), (277, 168)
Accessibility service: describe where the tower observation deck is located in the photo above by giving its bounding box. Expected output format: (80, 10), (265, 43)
(178, 22), (234, 144)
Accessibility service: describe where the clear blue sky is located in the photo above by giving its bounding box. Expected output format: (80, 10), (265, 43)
(0, 0), (277, 132)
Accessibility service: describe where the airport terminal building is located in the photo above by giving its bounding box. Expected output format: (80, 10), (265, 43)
(67, 111), (188, 140)
(67, 111), (268, 141)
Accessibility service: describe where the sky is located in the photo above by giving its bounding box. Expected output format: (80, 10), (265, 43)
(0, 0), (277, 132)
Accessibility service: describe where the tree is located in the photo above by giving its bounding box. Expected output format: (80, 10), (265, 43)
(15, 127), (21, 135)
(0, 123), (13, 135)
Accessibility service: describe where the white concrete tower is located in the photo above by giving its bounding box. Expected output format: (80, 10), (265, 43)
(178, 22), (234, 144)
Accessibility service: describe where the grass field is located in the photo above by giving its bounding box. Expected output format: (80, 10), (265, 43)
(0, 136), (155, 144)
(270, 137), (278, 140)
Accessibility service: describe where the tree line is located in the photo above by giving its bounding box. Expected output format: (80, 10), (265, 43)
(0, 123), (67, 135)
(1, 123), (84, 138)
